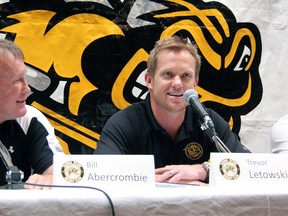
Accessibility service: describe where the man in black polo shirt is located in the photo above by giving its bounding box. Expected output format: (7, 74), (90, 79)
(94, 36), (250, 185)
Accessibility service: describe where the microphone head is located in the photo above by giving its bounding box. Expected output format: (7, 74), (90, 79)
(183, 89), (198, 104)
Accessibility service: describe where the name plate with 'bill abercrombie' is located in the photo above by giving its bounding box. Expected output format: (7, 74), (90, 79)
(53, 154), (155, 188)
(209, 153), (288, 188)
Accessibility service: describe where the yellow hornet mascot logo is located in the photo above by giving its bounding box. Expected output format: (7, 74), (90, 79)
(0, 0), (262, 154)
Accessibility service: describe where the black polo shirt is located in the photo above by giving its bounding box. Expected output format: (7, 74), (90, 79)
(95, 97), (250, 168)
(0, 105), (63, 186)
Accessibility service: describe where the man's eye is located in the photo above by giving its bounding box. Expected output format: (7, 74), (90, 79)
(13, 78), (23, 84)
(163, 71), (173, 77)
(182, 73), (192, 79)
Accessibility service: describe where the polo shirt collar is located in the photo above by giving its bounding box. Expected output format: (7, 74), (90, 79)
(143, 94), (197, 134)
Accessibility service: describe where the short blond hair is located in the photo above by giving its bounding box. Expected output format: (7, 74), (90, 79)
(147, 36), (201, 79)
(0, 39), (24, 60)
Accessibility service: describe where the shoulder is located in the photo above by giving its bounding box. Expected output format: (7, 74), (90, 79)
(16, 105), (53, 134)
(205, 108), (231, 133)
(25, 105), (45, 118)
(271, 114), (288, 138)
(103, 101), (149, 133)
(272, 114), (288, 129)
(206, 108), (220, 117)
(17, 105), (47, 122)
(270, 114), (288, 153)
(206, 108), (226, 124)
(109, 101), (146, 121)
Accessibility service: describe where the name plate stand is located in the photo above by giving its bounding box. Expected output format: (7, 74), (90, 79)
(209, 153), (288, 188)
(53, 155), (155, 188)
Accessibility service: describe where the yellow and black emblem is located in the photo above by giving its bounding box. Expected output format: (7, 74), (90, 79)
(184, 142), (203, 160)
(61, 161), (84, 183)
(219, 158), (240, 180)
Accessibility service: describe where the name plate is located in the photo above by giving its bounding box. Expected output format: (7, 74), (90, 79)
(53, 154), (155, 188)
(209, 153), (288, 188)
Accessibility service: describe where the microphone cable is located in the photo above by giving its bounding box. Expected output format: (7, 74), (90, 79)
(7, 180), (115, 216)
(1, 140), (115, 215)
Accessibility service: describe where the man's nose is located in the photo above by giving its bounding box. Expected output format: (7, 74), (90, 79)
(172, 75), (183, 87)
(23, 79), (31, 94)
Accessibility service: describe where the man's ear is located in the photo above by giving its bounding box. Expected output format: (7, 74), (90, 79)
(194, 78), (199, 87)
(145, 72), (152, 89)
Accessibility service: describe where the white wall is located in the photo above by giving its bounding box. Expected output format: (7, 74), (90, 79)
(211, 0), (288, 152)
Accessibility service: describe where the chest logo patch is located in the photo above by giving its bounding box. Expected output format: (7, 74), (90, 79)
(184, 142), (203, 160)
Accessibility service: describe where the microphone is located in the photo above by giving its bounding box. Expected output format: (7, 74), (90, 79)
(183, 89), (214, 129)
(0, 140), (24, 189)
(183, 89), (231, 153)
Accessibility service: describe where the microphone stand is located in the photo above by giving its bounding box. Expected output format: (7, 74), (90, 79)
(200, 117), (231, 153)
(0, 141), (24, 189)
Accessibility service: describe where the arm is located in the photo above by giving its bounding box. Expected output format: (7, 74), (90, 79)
(155, 109), (250, 185)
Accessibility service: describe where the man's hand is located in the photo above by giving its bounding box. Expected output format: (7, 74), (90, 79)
(24, 165), (53, 190)
(24, 173), (53, 190)
(155, 164), (208, 186)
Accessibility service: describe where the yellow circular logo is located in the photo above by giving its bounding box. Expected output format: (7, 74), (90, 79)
(184, 142), (203, 160)
(219, 158), (240, 180)
(61, 161), (84, 183)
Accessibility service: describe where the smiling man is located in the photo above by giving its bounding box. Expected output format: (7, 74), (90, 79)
(0, 39), (63, 189)
(94, 36), (250, 185)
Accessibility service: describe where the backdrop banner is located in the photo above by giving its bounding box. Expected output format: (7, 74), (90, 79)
(0, 0), (286, 153)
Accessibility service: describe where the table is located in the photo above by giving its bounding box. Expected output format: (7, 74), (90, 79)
(0, 184), (288, 216)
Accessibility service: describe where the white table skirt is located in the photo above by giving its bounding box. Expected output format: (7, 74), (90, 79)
(0, 184), (287, 216)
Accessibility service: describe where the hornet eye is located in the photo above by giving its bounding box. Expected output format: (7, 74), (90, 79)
(132, 70), (148, 100)
(234, 45), (251, 71)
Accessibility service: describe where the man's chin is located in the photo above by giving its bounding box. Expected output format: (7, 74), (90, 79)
(169, 105), (186, 113)
(17, 107), (27, 117)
